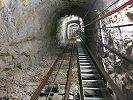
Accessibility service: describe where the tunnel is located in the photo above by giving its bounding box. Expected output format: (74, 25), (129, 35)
(0, 0), (133, 100)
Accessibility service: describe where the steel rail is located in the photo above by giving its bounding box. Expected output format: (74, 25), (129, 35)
(45, 49), (67, 100)
(80, 38), (126, 100)
(85, 23), (133, 31)
(30, 44), (69, 100)
(64, 43), (75, 100)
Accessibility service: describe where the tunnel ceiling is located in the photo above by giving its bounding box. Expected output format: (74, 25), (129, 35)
(38, 0), (105, 44)
(55, 0), (104, 23)
(0, 0), (107, 68)
(66, 20), (80, 25)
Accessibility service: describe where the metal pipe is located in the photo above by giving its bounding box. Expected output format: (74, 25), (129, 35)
(97, 0), (133, 20)
(80, 34), (133, 78)
(84, 0), (133, 27)
(97, 41), (133, 64)
(84, 0), (120, 27)
(106, 23), (133, 28)
(84, 23), (133, 31)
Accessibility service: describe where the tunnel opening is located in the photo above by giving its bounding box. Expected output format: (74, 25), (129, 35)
(57, 15), (84, 44)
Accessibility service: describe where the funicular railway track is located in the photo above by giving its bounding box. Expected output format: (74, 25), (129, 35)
(31, 37), (113, 100)
(30, 36), (127, 100)
(30, 39), (76, 100)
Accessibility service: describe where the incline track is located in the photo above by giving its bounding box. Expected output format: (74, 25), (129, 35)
(30, 37), (119, 100)
(30, 39), (76, 100)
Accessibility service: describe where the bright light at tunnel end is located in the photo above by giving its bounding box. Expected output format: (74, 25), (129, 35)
(76, 38), (81, 42)
(57, 15), (84, 43)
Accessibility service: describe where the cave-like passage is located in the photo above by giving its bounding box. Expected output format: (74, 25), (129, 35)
(32, 0), (133, 99)
(0, 0), (133, 100)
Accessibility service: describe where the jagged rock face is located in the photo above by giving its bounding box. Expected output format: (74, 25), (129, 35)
(80, 0), (133, 99)
(95, 0), (133, 98)
(0, 0), (100, 99)
(0, 0), (64, 99)
(0, 0), (64, 68)
(0, 0), (101, 71)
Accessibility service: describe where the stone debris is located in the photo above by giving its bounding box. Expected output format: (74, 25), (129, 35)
(52, 93), (62, 100)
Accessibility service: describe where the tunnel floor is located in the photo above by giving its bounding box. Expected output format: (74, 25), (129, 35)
(29, 37), (113, 100)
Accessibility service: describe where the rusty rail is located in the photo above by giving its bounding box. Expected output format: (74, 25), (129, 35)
(64, 43), (75, 100)
(45, 48), (67, 100)
(30, 44), (69, 100)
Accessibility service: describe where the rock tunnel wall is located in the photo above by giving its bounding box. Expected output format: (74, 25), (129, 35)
(85, 0), (133, 99)
(0, 0), (132, 99)
(101, 1), (133, 98)
(0, 0), (105, 72)
(0, 0), (66, 99)
(0, 0), (64, 69)
(0, 0), (116, 99)
(0, 0), (104, 99)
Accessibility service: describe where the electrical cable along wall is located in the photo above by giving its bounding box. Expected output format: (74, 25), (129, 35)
(83, 0), (133, 99)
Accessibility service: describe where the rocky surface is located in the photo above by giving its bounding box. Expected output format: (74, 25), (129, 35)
(95, 0), (133, 98)
(0, 0), (132, 99)
(0, 0), (63, 99)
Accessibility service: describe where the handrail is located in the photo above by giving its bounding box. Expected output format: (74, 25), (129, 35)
(106, 23), (133, 28)
(80, 34), (133, 65)
(84, 23), (133, 31)
(80, 38), (126, 100)
(80, 34), (133, 78)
